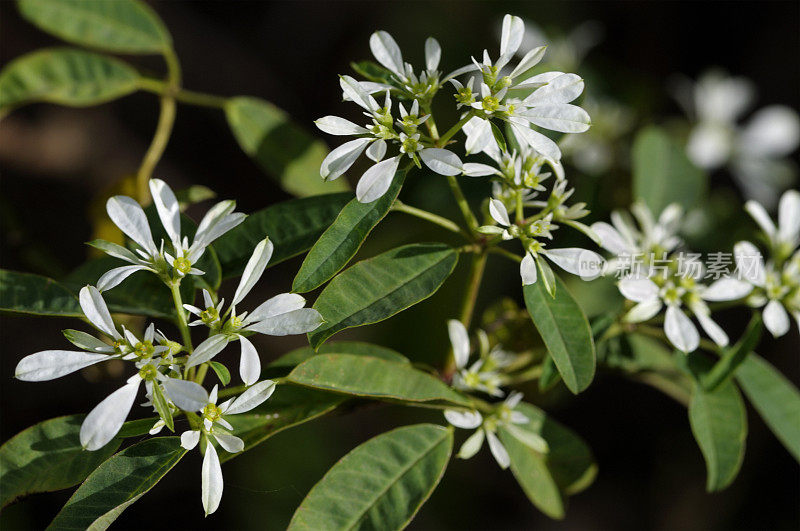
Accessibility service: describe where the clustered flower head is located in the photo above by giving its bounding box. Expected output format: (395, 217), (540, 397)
(315, 14), (592, 204)
(14, 178), (325, 516)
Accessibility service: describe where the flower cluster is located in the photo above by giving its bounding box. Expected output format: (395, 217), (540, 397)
(14, 178), (324, 515)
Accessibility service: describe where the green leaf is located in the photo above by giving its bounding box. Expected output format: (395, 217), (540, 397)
(287, 354), (470, 407)
(266, 341), (409, 376)
(0, 48), (140, 116)
(225, 96), (350, 197)
(523, 275), (596, 394)
(62, 257), (184, 319)
(538, 354), (561, 392)
(219, 386), (344, 462)
(498, 427), (564, 519)
(309, 243), (458, 348)
(288, 424), (452, 530)
(214, 193), (352, 278)
(150, 383), (174, 432)
(703, 314), (762, 391)
(632, 126), (707, 213)
(47, 437), (186, 530)
(0, 416), (120, 509)
(115, 417), (159, 439)
(688, 377), (747, 492)
(350, 60), (395, 85)
(292, 171), (405, 293)
(209, 361), (231, 386)
(17, 0), (171, 54)
(736, 353), (800, 462)
(0, 270), (81, 317)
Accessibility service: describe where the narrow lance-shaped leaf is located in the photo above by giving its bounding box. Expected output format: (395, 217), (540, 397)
(736, 353), (800, 462)
(288, 354), (470, 407)
(219, 386), (345, 462)
(225, 96), (350, 197)
(214, 193), (352, 278)
(266, 341), (409, 376)
(688, 376), (747, 492)
(292, 170), (406, 293)
(703, 314), (762, 391)
(0, 270), (82, 317)
(17, 0), (171, 54)
(309, 243), (458, 348)
(47, 437), (186, 530)
(523, 275), (596, 394)
(0, 416), (120, 509)
(288, 424), (453, 530)
(632, 126), (707, 213)
(0, 48), (140, 116)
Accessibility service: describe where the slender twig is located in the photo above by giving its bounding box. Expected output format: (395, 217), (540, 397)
(437, 111), (475, 146)
(392, 200), (469, 238)
(138, 78), (227, 108)
(488, 246), (522, 263)
(445, 175), (480, 232)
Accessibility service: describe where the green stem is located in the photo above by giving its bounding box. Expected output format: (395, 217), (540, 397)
(515, 190), (524, 222)
(635, 323), (719, 353)
(437, 111), (475, 146)
(442, 252), (487, 378)
(446, 175), (480, 232)
(392, 200), (468, 238)
(169, 280), (193, 352)
(136, 48), (182, 203)
(487, 246), (522, 263)
(139, 78), (227, 108)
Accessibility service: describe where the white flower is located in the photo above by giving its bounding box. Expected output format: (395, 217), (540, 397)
(180, 381), (276, 516)
(92, 179), (245, 289)
(677, 70), (800, 207)
(316, 76), (465, 203)
(482, 199), (603, 286)
(444, 392), (547, 469)
(447, 320), (504, 397)
(744, 189), (800, 259)
(184, 239), (324, 384)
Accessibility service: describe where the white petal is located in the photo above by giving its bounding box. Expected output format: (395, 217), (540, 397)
(213, 432), (244, 454)
(238, 335), (261, 386)
(664, 306), (700, 353)
(80, 379), (140, 450)
(499, 14), (525, 63)
(517, 103), (591, 133)
(591, 222), (633, 255)
(509, 46), (547, 78)
(489, 199), (511, 227)
(247, 293), (306, 323)
(315, 116), (369, 136)
(692, 304), (729, 347)
(15, 350), (109, 381)
(702, 278), (753, 301)
(225, 380), (276, 415)
(149, 179), (181, 246)
(486, 430), (511, 469)
(245, 309), (324, 336)
(525, 73), (585, 105)
(365, 139), (387, 162)
(464, 117), (493, 155)
(687, 123), (731, 169)
(618, 278), (660, 302)
(509, 121), (561, 160)
(339, 75), (379, 112)
(447, 319), (470, 369)
(232, 238), (274, 307)
(778, 189), (800, 246)
(544, 248), (604, 279)
(745, 200), (777, 239)
(520, 253), (538, 285)
(425, 37), (441, 71)
(444, 409), (483, 429)
(462, 163), (498, 177)
(97, 265), (149, 292)
(457, 429), (485, 459)
(763, 299), (790, 337)
(420, 148), (463, 176)
(181, 430), (200, 450)
(162, 378), (209, 411)
(513, 70), (564, 89)
(88, 239), (141, 264)
(106, 196), (157, 255)
(369, 31), (404, 76)
(79, 286), (121, 339)
(356, 156), (400, 203)
(320, 138), (371, 181)
(186, 334), (230, 369)
(201, 441), (223, 516)
(740, 105), (800, 158)
(623, 299), (663, 323)
(734, 241), (766, 287)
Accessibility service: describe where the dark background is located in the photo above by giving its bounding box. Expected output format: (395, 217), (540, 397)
(1, 1), (798, 529)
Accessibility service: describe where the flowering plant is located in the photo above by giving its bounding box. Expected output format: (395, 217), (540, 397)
(0, 2), (798, 528)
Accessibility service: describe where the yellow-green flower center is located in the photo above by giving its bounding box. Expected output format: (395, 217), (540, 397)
(203, 403), (222, 422)
(135, 340), (155, 359)
(138, 364), (158, 381)
(482, 95), (500, 113)
(174, 257), (192, 274)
